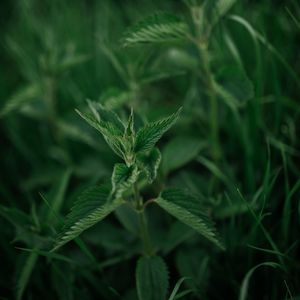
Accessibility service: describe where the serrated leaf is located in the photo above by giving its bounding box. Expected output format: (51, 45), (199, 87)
(76, 109), (125, 158)
(162, 137), (206, 174)
(137, 148), (161, 183)
(156, 189), (224, 249)
(135, 108), (182, 153)
(111, 163), (139, 199)
(52, 185), (123, 251)
(88, 101), (125, 132)
(123, 13), (189, 47)
(125, 108), (135, 137)
(136, 256), (169, 300)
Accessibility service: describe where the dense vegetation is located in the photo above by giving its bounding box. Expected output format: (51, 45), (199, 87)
(0, 0), (299, 299)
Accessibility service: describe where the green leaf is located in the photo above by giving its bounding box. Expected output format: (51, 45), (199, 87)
(87, 101), (125, 132)
(216, 66), (254, 103)
(0, 83), (42, 117)
(162, 137), (205, 174)
(76, 109), (125, 158)
(162, 222), (194, 254)
(214, 0), (237, 22)
(125, 108), (135, 137)
(52, 185), (123, 251)
(57, 53), (89, 73)
(135, 108), (182, 153)
(111, 163), (139, 199)
(136, 256), (169, 300)
(115, 205), (140, 235)
(123, 13), (189, 47)
(46, 168), (72, 222)
(239, 262), (279, 300)
(100, 87), (130, 110)
(175, 248), (210, 292)
(16, 251), (39, 300)
(156, 189), (224, 249)
(137, 148), (161, 183)
(168, 277), (192, 300)
(203, 0), (237, 29)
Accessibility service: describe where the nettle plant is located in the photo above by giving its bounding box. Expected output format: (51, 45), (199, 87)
(52, 103), (224, 299)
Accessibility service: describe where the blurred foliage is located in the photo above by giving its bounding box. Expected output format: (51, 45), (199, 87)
(0, 0), (300, 299)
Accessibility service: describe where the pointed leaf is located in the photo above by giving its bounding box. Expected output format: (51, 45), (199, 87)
(137, 148), (161, 183)
(135, 108), (182, 153)
(125, 108), (135, 137)
(52, 185), (123, 251)
(156, 189), (224, 249)
(111, 163), (139, 199)
(16, 251), (38, 300)
(239, 262), (279, 300)
(76, 109), (125, 158)
(93, 102), (125, 134)
(123, 13), (189, 47)
(136, 256), (169, 300)
(46, 168), (72, 222)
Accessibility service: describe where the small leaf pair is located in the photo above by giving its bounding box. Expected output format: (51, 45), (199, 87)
(76, 102), (181, 167)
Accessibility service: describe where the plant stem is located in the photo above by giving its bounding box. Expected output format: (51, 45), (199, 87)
(134, 183), (154, 256)
(189, 5), (221, 164)
(138, 210), (154, 256)
(199, 44), (221, 163)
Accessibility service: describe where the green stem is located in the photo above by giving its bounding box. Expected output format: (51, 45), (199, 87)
(199, 44), (221, 163)
(138, 210), (154, 256)
(134, 183), (154, 256)
(189, 5), (221, 163)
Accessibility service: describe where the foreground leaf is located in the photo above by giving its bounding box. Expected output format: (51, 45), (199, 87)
(156, 189), (224, 249)
(136, 256), (169, 300)
(111, 163), (139, 199)
(52, 185), (123, 251)
(135, 108), (182, 153)
(123, 13), (189, 47)
(87, 101), (125, 132)
(76, 109), (125, 158)
(137, 147), (161, 183)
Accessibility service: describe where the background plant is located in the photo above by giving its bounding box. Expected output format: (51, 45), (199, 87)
(0, 0), (300, 299)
